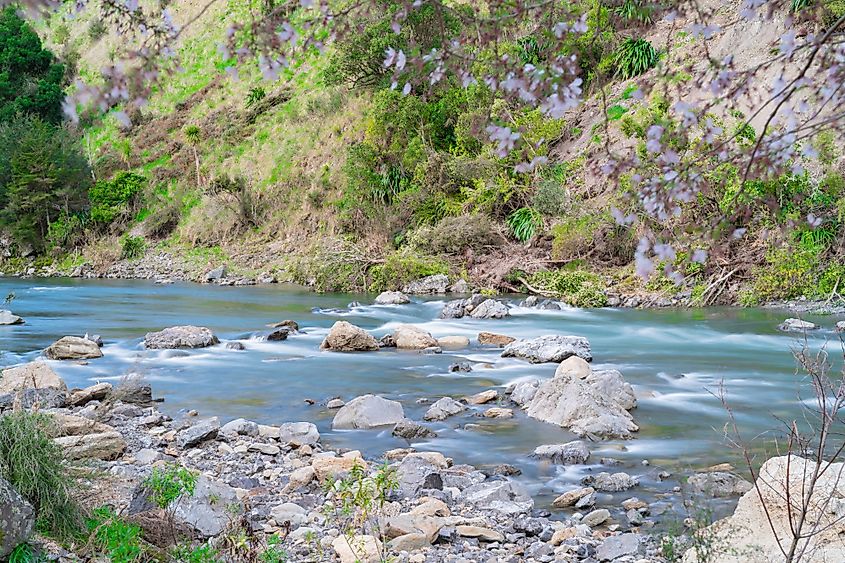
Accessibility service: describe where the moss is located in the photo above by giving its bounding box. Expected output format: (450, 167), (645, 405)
(526, 269), (608, 307)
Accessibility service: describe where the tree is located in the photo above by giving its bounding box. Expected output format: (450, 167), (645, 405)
(0, 115), (91, 251)
(0, 6), (65, 124)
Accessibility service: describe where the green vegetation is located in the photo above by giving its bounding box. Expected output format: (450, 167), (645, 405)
(120, 235), (146, 259)
(86, 507), (145, 563)
(507, 207), (543, 242)
(525, 269), (608, 307)
(614, 38), (659, 79)
(143, 464), (198, 509)
(89, 172), (145, 224)
(8, 543), (45, 563)
(0, 411), (83, 539)
(369, 248), (449, 292)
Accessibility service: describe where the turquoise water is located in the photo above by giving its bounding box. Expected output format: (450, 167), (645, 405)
(1, 277), (839, 514)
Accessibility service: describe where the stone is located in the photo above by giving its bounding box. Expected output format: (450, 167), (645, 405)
(267, 328), (289, 341)
(410, 498), (450, 517)
(469, 299), (510, 319)
(509, 380), (539, 406)
(173, 476), (242, 538)
(285, 466), (316, 490)
(332, 535), (382, 563)
(778, 318), (818, 332)
(836, 321), (845, 333)
(374, 291), (410, 305)
(596, 533), (640, 561)
(478, 331), (516, 346)
(466, 389), (498, 405)
(176, 418), (220, 448)
(555, 356), (592, 379)
(483, 407), (513, 418)
(0, 477), (34, 559)
(550, 527), (577, 546)
(583, 508), (611, 527)
(393, 419), (437, 440)
(69, 382), (112, 406)
(221, 418), (259, 437)
(423, 397), (466, 421)
(687, 472), (753, 498)
(450, 279), (470, 293)
(116, 380), (153, 406)
(270, 502), (308, 527)
(502, 335), (592, 363)
(54, 431), (126, 460)
(533, 441), (590, 465)
(332, 395), (404, 429)
(525, 371), (638, 438)
(205, 265), (227, 281)
(134, 449), (164, 465)
(456, 525), (504, 542)
(312, 452), (367, 482)
(461, 480), (534, 515)
(682, 456), (845, 563)
(448, 361), (473, 373)
(437, 335), (470, 349)
(320, 321), (379, 352)
(144, 326), (219, 349)
(278, 422), (320, 446)
(396, 453), (447, 497)
(0, 310), (23, 325)
(384, 513), (443, 542)
(622, 498), (648, 511)
(403, 274), (449, 294)
(552, 487), (595, 508)
(584, 472), (639, 492)
(0, 361), (67, 394)
(249, 442), (281, 455)
(389, 533), (430, 551)
(0, 387), (66, 410)
(393, 325), (438, 350)
(587, 369), (638, 411)
(327, 398), (345, 409)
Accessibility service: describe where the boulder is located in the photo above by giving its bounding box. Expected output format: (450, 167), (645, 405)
(483, 407), (513, 418)
(597, 533), (641, 561)
(403, 274), (449, 294)
(0, 310), (22, 325)
(532, 441), (590, 465)
(144, 326), (219, 349)
(778, 318), (818, 332)
(268, 320), (299, 332)
(392, 419), (437, 440)
(583, 508), (611, 527)
(220, 418), (259, 437)
(172, 476), (242, 538)
(383, 513), (443, 542)
(44, 336), (104, 360)
(267, 328), (289, 341)
(69, 382), (112, 406)
(278, 422), (320, 446)
(502, 335), (592, 363)
(478, 331), (516, 346)
(374, 291), (410, 305)
(508, 380), (539, 406)
(687, 472), (753, 498)
(116, 380), (153, 406)
(332, 535), (382, 563)
(54, 431), (126, 461)
(587, 369), (637, 411)
(312, 452), (367, 482)
(320, 321), (379, 352)
(0, 361), (67, 394)
(395, 453), (449, 497)
(461, 479), (534, 515)
(552, 486), (595, 508)
(424, 397), (466, 421)
(437, 335), (470, 349)
(469, 299), (510, 319)
(683, 456), (845, 563)
(466, 389), (498, 405)
(331, 395), (405, 429)
(555, 356), (592, 379)
(204, 265), (227, 281)
(584, 472), (639, 492)
(176, 418), (220, 448)
(225, 341), (245, 350)
(456, 525), (504, 542)
(393, 325), (438, 350)
(439, 299), (467, 319)
(0, 387), (67, 410)
(525, 368), (638, 438)
(270, 502), (308, 527)
(0, 477), (35, 559)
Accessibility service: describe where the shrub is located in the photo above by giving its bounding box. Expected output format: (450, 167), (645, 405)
(87, 506), (144, 563)
(120, 235), (145, 260)
(285, 238), (371, 293)
(144, 464), (198, 509)
(0, 411), (83, 539)
(368, 248), (449, 291)
(614, 38), (659, 79)
(89, 171), (145, 224)
(87, 20), (106, 41)
(526, 269), (608, 307)
(507, 207), (543, 242)
(171, 544), (221, 563)
(245, 87), (266, 107)
(615, 0), (655, 23)
(532, 180), (569, 216)
(8, 543), (44, 563)
(413, 214), (498, 254)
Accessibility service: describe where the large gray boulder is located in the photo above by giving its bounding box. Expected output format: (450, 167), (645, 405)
(0, 477), (35, 559)
(532, 441), (590, 465)
(0, 310), (23, 325)
(0, 361), (67, 394)
(144, 326), (219, 349)
(173, 476), (242, 538)
(44, 336), (104, 360)
(461, 479), (534, 515)
(687, 472), (753, 498)
(778, 318), (818, 332)
(403, 274), (449, 294)
(393, 325), (438, 350)
(587, 369), (637, 410)
(502, 335), (592, 363)
(320, 321), (379, 352)
(176, 418), (220, 448)
(423, 397), (466, 421)
(468, 299), (510, 319)
(374, 291), (410, 305)
(54, 431), (127, 461)
(332, 395), (405, 429)
(278, 422), (320, 447)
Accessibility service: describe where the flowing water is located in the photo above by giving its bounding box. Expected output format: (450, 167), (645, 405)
(1, 277), (840, 519)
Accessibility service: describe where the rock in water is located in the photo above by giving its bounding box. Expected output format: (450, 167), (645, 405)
(267, 328), (289, 341)
(392, 419), (437, 440)
(424, 397), (466, 421)
(374, 291), (410, 305)
(478, 331), (516, 346)
(0, 477), (34, 559)
(0, 361), (67, 394)
(44, 336), (104, 360)
(687, 472), (753, 498)
(332, 394), (405, 429)
(403, 274), (449, 294)
(532, 441), (590, 465)
(393, 325), (438, 350)
(0, 310), (22, 325)
(583, 471), (639, 492)
(320, 321), (379, 352)
(683, 455), (845, 563)
(468, 299), (510, 319)
(502, 335), (592, 363)
(778, 318), (818, 332)
(205, 265), (227, 282)
(144, 326), (219, 349)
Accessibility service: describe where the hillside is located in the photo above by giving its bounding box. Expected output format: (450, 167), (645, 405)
(2, 0), (844, 308)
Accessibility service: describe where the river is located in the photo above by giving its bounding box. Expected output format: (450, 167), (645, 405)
(0, 277), (838, 521)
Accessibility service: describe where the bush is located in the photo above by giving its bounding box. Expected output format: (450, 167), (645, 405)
(143, 464), (197, 509)
(614, 38), (659, 79)
(87, 507), (144, 563)
(413, 214), (498, 254)
(89, 172), (145, 224)
(285, 238), (371, 293)
(0, 411), (83, 539)
(368, 248), (450, 292)
(526, 269), (608, 307)
(120, 235), (145, 259)
(507, 207), (543, 242)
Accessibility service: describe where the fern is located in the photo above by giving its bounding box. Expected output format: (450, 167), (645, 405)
(614, 38), (659, 79)
(507, 207), (542, 242)
(614, 0), (654, 23)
